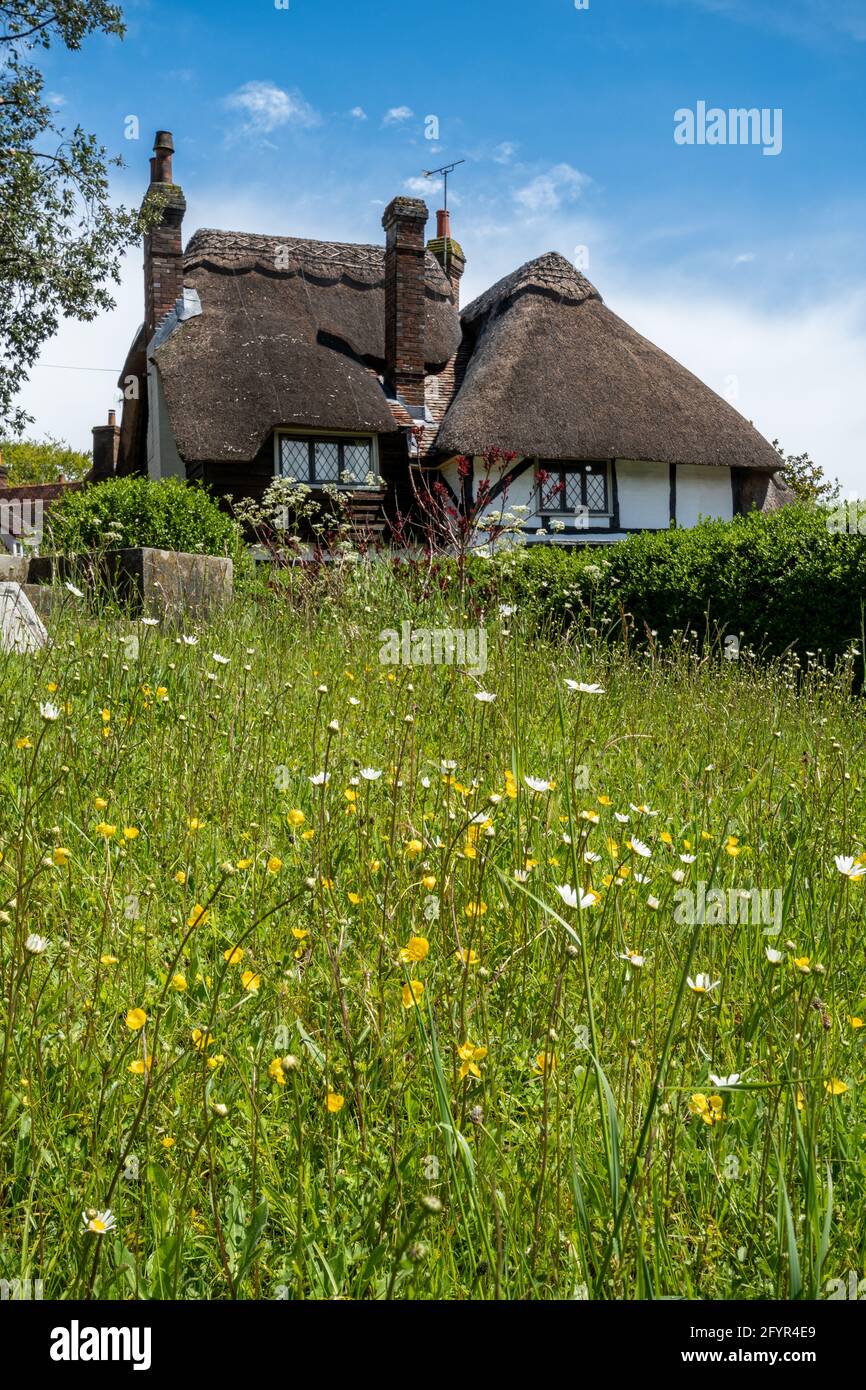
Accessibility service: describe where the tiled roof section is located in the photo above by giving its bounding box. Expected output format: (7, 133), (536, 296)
(461, 251), (600, 324)
(388, 400), (416, 429)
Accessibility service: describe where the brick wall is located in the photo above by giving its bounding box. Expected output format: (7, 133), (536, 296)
(143, 132), (187, 342)
(383, 197), (428, 407)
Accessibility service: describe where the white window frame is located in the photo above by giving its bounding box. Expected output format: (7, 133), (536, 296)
(274, 430), (379, 488)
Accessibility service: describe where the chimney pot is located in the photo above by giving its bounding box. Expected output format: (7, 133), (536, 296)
(91, 407), (122, 482)
(428, 208), (466, 308)
(152, 131), (175, 183)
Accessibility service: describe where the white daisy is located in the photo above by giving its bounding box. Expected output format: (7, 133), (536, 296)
(181, 635), (199, 646)
(25, 933), (48, 954)
(555, 884), (598, 910)
(688, 973), (721, 995)
(709, 1073), (741, 1088)
(82, 1208), (116, 1235)
(524, 776), (552, 793)
(614, 812), (630, 824)
(834, 855), (866, 880)
(618, 949), (646, 967)
(629, 804), (658, 816)
(64, 581), (84, 599)
(359, 768), (382, 781)
(39, 703), (60, 722)
(474, 691), (497, 703)
(628, 837), (652, 859)
(565, 680), (606, 695)
(212, 653), (230, 665)
(765, 947), (784, 964)
(309, 772), (330, 786)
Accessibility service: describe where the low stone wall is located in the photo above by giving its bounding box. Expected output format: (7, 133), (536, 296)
(0, 547), (233, 623)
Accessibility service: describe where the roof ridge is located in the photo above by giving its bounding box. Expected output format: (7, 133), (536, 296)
(462, 251), (600, 322)
(183, 228), (453, 296)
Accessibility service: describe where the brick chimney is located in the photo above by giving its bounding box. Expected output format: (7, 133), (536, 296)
(382, 196), (428, 407)
(143, 131), (186, 342)
(427, 209), (466, 308)
(92, 409), (121, 482)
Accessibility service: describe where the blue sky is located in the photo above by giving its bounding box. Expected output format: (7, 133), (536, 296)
(18, 0), (866, 491)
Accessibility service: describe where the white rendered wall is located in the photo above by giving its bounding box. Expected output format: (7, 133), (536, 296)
(616, 460), (670, 530)
(436, 457), (733, 540)
(675, 464), (733, 526)
(146, 364), (185, 481)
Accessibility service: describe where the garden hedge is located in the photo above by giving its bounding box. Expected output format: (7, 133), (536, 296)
(483, 505), (866, 664)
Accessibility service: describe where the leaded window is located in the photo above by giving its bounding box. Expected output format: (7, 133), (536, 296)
(278, 436), (373, 485)
(538, 462), (609, 516)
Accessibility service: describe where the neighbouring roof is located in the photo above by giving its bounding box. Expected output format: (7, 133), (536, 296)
(434, 252), (782, 472)
(152, 230), (460, 465)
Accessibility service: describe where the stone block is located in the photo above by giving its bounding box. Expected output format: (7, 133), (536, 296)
(0, 582), (48, 653)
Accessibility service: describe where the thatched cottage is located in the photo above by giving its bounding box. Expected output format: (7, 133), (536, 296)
(101, 131), (791, 542)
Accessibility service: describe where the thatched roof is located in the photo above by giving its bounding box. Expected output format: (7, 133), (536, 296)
(153, 230), (460, 464)
(435, 253), (781, 471)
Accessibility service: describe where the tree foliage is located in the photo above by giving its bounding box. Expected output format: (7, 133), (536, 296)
(0, 3), (159, 433)
(0, 433), (91, 482)
(772, 439), (839, 507)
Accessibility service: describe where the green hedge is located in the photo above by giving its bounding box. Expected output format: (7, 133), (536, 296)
(483, 505), (866, 663)
(47, 476), (244, 564)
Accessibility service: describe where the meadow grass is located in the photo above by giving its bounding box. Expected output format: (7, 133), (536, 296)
(1, 563), (864, 1301)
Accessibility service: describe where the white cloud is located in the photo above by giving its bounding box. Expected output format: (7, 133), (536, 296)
(383, 106), (414, 126)
(223, 81), (319, 136)
(733, 252), (755, 264)
(46, 92), (66, 109)
(493, 141), (517, 164)
(349, 106), (367, 121)
(612, 283), (866, 490)
(405, 176), (441, 195)
(665, 0), (866, 43)
(514, 164), (590, 214)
